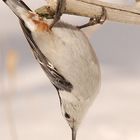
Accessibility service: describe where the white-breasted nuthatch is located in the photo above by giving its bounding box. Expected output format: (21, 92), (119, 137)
(2, 0), (106, 140)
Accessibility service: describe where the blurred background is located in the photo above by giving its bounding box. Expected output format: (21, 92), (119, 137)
(0, 0), (140, 140)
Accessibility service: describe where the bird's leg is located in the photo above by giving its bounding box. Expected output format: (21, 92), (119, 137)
(77, 7), (107, 29)
(49, 0), (65, 29)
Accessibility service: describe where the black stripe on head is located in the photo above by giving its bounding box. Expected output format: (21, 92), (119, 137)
(3, 0), (7, 2)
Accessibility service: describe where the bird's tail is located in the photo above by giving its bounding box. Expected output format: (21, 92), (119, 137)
(2, 0), (31, 19)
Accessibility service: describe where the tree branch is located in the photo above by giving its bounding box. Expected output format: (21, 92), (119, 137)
(36, 0), (140, 25)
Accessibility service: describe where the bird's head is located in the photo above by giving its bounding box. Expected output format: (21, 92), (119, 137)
(60, 95), (87, 131)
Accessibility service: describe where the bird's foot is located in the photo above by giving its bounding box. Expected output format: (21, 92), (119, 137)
(77, 7), (107, 29)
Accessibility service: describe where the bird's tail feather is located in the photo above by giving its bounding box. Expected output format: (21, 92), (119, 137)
(2, 0), (31, 19)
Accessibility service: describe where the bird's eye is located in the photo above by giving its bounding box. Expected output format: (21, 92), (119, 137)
(65, 112), (71, 119)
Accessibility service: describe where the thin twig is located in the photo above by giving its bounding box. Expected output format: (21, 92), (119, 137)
(37, 0), (140, 25)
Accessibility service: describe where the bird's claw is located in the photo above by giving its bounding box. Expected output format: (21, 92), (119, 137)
(77, 7), (107, 29)
(96, 7), (107, 24)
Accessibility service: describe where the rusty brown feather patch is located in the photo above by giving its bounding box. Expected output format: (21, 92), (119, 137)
(27, 12), (50, 32)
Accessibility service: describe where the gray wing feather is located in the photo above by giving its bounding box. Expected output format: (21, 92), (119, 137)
(19, 20), (73, 92)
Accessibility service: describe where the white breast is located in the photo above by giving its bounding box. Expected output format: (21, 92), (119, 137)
(32, 22), (101, 101)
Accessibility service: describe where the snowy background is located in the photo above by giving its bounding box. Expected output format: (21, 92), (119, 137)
(0, 0), (140, 140)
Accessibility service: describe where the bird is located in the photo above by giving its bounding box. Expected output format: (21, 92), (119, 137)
(2, 0), (106, 140)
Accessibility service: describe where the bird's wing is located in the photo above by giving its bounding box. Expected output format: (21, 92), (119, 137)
(19, 20), (73, 92)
